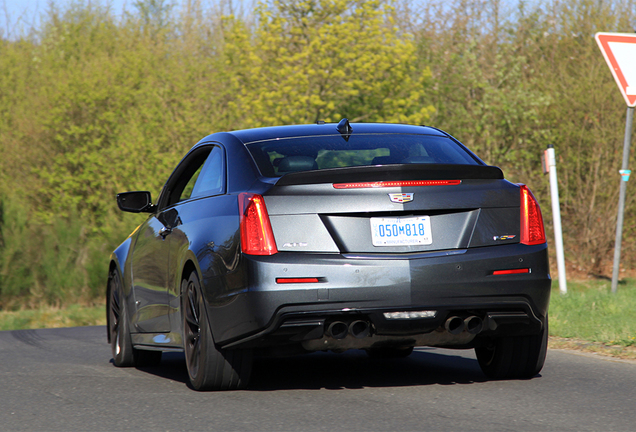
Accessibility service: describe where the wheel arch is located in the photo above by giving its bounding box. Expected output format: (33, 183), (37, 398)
(178, 257), (224, 342)
(180, 259), (199, 291)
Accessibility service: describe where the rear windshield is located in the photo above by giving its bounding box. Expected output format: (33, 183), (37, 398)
(245, 134), (481, 177)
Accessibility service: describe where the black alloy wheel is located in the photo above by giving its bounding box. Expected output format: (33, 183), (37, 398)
(183, 274), (203, 379)
(182, 270), (252, 391)
(475, 316), (548, 379)
(108, 269), (162, 367)
(108, 269), (135, 367)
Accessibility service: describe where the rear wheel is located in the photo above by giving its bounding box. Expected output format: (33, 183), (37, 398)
(182, 271), (252, 391)
(475, 316), (548, 379)
(108, 269), (162, 367)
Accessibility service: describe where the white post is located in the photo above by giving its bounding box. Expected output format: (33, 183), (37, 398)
(611, 106), (633, 293)
(546, 145), (567, 294)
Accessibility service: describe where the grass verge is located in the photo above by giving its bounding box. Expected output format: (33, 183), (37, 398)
(548, 278), (636, 360)
(0, 304), (106, 331)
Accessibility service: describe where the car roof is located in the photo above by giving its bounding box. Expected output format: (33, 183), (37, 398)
(222, 122), (449, 145)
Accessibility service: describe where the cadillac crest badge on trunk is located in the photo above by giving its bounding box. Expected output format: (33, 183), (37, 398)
(389, 193), (414, 203)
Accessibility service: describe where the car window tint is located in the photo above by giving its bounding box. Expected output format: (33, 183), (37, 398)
(190, 146), (225, 198)
(160, 147), (212, 209)
(180, 164), (204, 202)
(246, 134), (480, 177)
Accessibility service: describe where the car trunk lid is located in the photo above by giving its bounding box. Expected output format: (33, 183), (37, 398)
(263, 164), (520, 254)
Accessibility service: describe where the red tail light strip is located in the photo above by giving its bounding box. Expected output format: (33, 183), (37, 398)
(239, 193), (278, 255)
(492, 268), (530, 275)
(333, 180), (461, 189)
(276, 278), (320, 284)
(519, 185), (547, 245)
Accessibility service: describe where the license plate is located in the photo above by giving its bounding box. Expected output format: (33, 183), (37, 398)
(370, 216), (433, 246)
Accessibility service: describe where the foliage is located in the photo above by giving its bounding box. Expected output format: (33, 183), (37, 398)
(550, 279), (636, 347)
(0, 0), (635, 309)
(222, 0), (434, 127)
(0, 194), (119, 309)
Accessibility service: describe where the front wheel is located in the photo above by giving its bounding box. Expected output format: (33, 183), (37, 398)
(108, 269), (162, 368)
(108, 270), (135, 367)
(475, 316), (548, 380)
(182, 271), (252, 391)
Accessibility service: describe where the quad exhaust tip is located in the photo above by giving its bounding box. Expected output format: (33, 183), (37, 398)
(464, 316), (483, 334)
(327, 322), (349, 340)
(444, 315), (483, 335)
(327, 320), (371, 339)
(328, 315), (483, 339)
(349, 320), (370, 339)
(444, 316), (465, 335)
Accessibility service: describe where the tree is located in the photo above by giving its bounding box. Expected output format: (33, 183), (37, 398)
(221, 0), (434, 127)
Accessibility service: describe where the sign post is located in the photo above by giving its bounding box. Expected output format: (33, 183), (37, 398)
(595, 32), (636, 293)
(542, 145), (567, 294)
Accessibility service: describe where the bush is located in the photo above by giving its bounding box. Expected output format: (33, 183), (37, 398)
(0, 194), (137, 310)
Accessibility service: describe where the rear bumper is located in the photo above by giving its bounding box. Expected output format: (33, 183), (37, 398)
(207, 243), (551, 349)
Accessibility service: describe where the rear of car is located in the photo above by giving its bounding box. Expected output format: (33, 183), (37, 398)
(216, 122), (550, 378)
(108, 121), (550, 390)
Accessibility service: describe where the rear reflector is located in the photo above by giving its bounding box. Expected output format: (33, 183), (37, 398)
(239, 193), (278, 255)
(276, 277), (320, 284)
(333, 180), (461, 189)
(384, 310), (437, 320)
(519, 185), (547, 245)
(492, 268), (530, 275)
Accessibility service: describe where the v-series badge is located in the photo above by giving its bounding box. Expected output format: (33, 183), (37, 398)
(493, 235), (516, 241)
(388, 193), (414, 203)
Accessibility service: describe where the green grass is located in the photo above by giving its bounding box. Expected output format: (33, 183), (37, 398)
(0, 304), (106, 331)
(549, 278), (636, 348)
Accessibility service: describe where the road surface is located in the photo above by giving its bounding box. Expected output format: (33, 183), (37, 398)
(1, 326), (634, 431)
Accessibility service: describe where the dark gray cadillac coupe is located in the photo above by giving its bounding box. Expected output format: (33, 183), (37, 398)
(107, 120), (551, 390)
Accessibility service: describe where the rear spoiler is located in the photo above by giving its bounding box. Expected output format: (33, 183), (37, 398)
(275, 164), (504, 187)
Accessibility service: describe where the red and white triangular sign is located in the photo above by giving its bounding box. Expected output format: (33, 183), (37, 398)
(595, 33), (636, 107)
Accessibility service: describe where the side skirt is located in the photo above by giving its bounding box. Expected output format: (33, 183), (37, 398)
(131, 332), (183, 351)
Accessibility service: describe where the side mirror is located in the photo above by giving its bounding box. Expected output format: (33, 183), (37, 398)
(117, 191), (155, 213)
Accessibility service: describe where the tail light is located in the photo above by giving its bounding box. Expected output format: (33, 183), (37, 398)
(333, 180), (461, 189)
(239, 193), (278, 255)
(519, 185), (546, 245)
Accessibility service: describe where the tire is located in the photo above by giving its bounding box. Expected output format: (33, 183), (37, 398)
(108, 269), (162, 368)
(366, 346), (414, 359)
(475, 316), (548, 380)
(108, 269), (136, 367)
(182, 271), (252, 391)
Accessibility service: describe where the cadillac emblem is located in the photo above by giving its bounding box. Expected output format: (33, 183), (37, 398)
(388, 193), (414, 203)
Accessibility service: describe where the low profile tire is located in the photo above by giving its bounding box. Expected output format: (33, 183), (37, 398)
(108, 269), (162, 368)
(366, 346), (414, 359)
(108, 269), (136, 367)
(475, 316), (548, 380)
(182, 271), (252, 391)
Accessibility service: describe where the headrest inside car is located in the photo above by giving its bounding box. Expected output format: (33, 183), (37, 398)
(277, 156), (318, 173)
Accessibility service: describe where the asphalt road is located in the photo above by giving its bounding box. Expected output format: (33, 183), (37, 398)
(0, 326), (635, 432)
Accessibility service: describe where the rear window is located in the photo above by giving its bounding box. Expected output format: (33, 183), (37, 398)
(246, 134), (481, 177)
